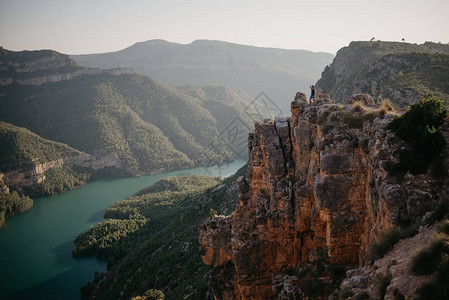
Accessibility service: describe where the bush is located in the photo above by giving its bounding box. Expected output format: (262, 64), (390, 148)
(377, 272), (392, 299)
(424, 198), (449, 225)
(369, 228), (401, 260)
(353, 291), (370, 300)
(368, 225), (418, 260)
(379, 99), (395, 112)
(317, 111), (330, 125)
(338, 286), (353, 299)
(144, 289), (165, 300)
(411, 218), (449, 299)
(342, 112), (364, 129)
(388, 95), (447, 175)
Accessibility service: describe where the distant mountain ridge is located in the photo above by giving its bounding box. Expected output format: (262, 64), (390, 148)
(71, 39), (334, 112)
(0, 48), (254, 196)
(316, 41), (449, 107)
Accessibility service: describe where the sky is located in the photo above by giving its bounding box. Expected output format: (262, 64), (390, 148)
(1, 0), (448, 55)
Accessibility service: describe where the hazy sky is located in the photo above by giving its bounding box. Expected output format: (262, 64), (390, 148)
(1, 0), (448, 54)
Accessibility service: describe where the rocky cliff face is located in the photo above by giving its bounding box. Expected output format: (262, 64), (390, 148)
(199, 97), (443, 299)
(0, 152), (122, 193)
(0, 47), (133, 86)
(315, 41), (449, 107)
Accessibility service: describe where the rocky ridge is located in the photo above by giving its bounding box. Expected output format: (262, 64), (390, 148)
(0, 47), (133, 86)
(316, 41), (449, 107)
(199, 95), (445, 299)
(0, 151), (121, 194)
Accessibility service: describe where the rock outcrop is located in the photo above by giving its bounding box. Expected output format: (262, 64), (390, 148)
(315, 41), (449, 107)
(199, 98), (444, 299)
(0, 152), (122, 193)
(0, 47), (133, 86)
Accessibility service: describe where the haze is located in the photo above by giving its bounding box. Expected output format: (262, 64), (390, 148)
(1, 0), (448, 55)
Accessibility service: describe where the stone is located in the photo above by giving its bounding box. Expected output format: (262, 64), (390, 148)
(199, 98), (443, 299)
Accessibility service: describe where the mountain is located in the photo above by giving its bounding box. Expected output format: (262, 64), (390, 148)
(0, 121), (87, 227)
(76, 166), (247, 300)
(0, 48), (254, 178)
(316, 41), (449, 107)
(199, 96), (449, 299)
(71, 39), (334, 112)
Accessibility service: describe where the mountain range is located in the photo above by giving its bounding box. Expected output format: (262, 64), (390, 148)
(0, 47), (254, 175)
(0, 47), (256, 226)
(72, 39), (334, 112)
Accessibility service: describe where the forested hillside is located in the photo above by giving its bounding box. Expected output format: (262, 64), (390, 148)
(316, 41), (449, 107)
(76, 166), (246, 300)
(72, 39), (334, 112)
(0, 48), (253, 175)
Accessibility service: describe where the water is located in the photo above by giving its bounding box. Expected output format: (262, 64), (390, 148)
(0, 160), (246, 300)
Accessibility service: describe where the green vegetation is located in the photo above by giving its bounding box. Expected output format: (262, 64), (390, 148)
(0, 121), (82, 173)
(423, 197), (449, 225)
(317, 41), (449, 108)
(1, 48), (253, 175)
(130, 289), (165, 300)
(368, 225), (419, 260)
(376, 272), (392, 300)
(287, 246), (345, 299)
(0, 47), (83, 81)
(410, 219), (449, 299)
(342, 111), (364, 129)
(23, 166), (97, 198)
(77, 166), (246, 299)
(353, 292), (370, 300)
(0, 191), (33, 228)
(73, 175), (220, 260)
(388, 95), (447, 175)
(72, 39), (334, 112)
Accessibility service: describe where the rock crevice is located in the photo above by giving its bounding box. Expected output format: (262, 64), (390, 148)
(199, 99), (440, 299)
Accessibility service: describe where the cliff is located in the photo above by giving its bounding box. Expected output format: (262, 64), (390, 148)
(316, 41), (449, 107)
(199, 97), (447, 299)
(0, 47), (133, 86)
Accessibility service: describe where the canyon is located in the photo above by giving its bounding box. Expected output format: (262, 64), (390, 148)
(199, 95), (446, 299)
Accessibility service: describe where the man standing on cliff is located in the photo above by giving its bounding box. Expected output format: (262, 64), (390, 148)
(309, 85), (316, 104)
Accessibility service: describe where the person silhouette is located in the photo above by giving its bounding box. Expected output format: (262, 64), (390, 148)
(309, 85), (316, 104)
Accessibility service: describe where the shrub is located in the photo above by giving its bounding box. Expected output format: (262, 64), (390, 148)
(377, 272), (392, 299)
(338, 286), (353, 299)
(411, 218), (449, 299)
(379, 99), (395, 112)
(352, 101), (364, 112)
(317, 111), (330, 125)
(368, 225), (418, 260)
(353, 291), (370, 300)
(144, 289), (165, 300)
(424, 198), (449, 225)
(387, 95), (447, 175)
(342, 112), (364, 129)
(321, 123), (334, 134)
(209, 208), (217, 218)
(369, 228), (401, 260)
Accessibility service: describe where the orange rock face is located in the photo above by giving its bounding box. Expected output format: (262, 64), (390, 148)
(199, 100), (437, 299)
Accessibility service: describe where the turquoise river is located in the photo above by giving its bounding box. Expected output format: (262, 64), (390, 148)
(0, 160), (246, 300)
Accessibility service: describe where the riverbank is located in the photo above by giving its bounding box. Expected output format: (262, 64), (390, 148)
(0, 159), (246, 300)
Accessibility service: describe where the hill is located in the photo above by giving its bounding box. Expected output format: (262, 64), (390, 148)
(316, 41), (449, 107)
(0, 121), (84, 173)
(0, 121), (89, 227)
(71, 39), (334, 112)
(0, 48), (254, 176)
(75, 166), (247, 300)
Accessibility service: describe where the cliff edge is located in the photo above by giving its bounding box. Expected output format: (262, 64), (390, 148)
(199, 96), (446, 299)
